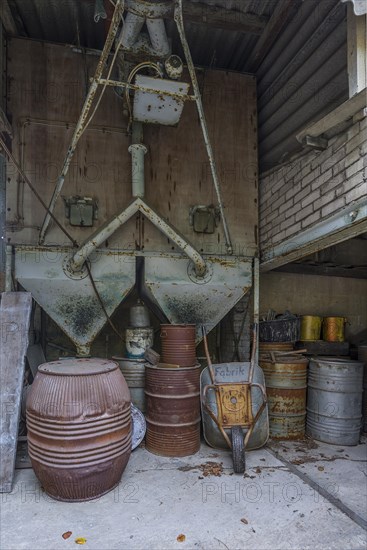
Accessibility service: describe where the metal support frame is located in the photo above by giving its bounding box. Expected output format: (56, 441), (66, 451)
(38, 0), (125, 244)
(174, 0), (233, 255)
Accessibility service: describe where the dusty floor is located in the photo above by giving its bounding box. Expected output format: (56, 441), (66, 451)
(1, 437), (366, 550)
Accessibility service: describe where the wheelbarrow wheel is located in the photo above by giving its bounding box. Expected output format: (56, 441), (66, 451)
(231, 426), (246, 473)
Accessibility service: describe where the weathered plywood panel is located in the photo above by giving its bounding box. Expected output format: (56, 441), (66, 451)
(0, 291), (32, 492)
(6, 38), (258, 256)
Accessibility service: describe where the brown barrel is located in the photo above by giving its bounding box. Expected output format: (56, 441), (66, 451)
(260, 355), (308, 439)
(145, 364), (201, 456)
(26, 358), (131, 502)
(358, 345), (367, 433)
(259, 342), (294, 355)
(160, 324), (196, 367)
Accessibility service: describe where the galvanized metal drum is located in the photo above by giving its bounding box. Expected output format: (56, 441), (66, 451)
(160, 324), (196, 367)
(307, 357), (363, 445)
(26, 358), (131, 501)
(358, 345), (367, 433)
(145, 364), (201, 457)
(260, 355), (308, 439)
(113, 356), (146, 412)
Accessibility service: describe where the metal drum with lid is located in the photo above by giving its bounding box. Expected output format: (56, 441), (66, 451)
(307, 357), (363, 445)
(26, 358), (131, 501)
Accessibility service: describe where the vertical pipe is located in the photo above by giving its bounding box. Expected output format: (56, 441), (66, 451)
(120, 12), (145, 48)
(129, 144), (147, 198)
(146, 18), (171, 56)
(5, 244), (13, 292)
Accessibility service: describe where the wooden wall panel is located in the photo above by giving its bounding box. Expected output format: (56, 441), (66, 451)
(6, 38), (258, 256)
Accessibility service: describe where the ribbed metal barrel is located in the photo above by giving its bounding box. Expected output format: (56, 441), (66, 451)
(307, 357), (363, 445)
(145, 364), (201, 457)
(259, 342), (294, 355)
(26, 359), (131, 501)
(160, 324), (196, 367)
(322, 317), (346, 342)
(113, 356), (146, 412)
(260, 356), (308, 439)
(358, 345), (367, 433)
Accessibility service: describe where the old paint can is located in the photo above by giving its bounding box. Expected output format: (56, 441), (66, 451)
(307, 357), (363, 445)
(145, 363), (201, 456)
(113, 356), (146, 412)
(260, 355), (308, 439)
(358, 345), (367, 433)
(126, 327), (154, 358)
(26, 358), (131, 501)
(322, 317), (346, 342)
(160, 324), (196, 367)
(300, 315), (322, 341)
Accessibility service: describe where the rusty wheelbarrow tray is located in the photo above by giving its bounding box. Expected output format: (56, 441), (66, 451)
(200, 327), (269, 473)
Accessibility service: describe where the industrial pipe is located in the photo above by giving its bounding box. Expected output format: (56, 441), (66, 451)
(120, 11), (145, 48)
(146, 18), (170, 56)
(129, 144), (147, 198)
(68, 198), (207, 278)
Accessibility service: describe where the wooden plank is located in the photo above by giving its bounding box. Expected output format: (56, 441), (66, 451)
(296, 89), (367, 143)
(0, 291), (32, 493)
(0, 0), (17, 36)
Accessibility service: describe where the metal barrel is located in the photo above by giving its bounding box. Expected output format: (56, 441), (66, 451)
(26, 358), (131, 502)
(160, 324), (196, 367)
(300, 315), (322, 340)
(306, 357), (364, 445)
(259, 342), (294, 355)
(260, 355), (308, 439)
(322, 317), (346, 342)
(145, 364), (201, 457)
(113, 356), (146, 412)
(358, 345), (367, 433)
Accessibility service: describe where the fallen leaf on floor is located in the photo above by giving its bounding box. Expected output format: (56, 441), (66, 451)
(177, 534), (186, 542)
(291, 459), (304, 465)
(62, 532), (72, 540)
(255, 467), (261, 474)
(260, 458), (266, 462)
(75, 538), (87, 545)
(200, 462), (223, 477)
(240, 518), (248, 524)
(318, 466), (324, 471)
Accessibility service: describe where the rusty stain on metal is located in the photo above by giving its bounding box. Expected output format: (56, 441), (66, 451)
(160, 324), (197, 367)
(26, 358), (131, 501)
(260, 355), (308, 440)
(145, 364), (201, 457)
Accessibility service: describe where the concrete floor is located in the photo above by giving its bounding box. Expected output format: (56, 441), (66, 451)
(1, 437), (366, 550)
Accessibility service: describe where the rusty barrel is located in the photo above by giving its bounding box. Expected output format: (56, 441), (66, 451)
(160, 324), (196, 367)
(322, 317), (346, 342)
(113, 356), (146, 412)
(26, 358), (131, 501)
(145, 364), (201, 456)
(260, 355), (308, 439)
(259, 342), (294, 355)
(358, 345), (367, 433)
(307, 357), (363, 445)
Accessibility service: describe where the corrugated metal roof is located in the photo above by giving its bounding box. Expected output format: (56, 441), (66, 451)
(6, 0), (350, 171)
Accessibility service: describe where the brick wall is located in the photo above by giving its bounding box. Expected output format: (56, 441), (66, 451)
(259, 116), (367, 255)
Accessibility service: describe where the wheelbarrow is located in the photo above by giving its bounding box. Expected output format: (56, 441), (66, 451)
(200, 326), (269, 473)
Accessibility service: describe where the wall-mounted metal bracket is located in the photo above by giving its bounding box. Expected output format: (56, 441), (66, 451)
(189, 205), (221, 234)
(64, 196), (98, 227)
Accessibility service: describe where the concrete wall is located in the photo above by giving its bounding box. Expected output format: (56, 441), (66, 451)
(259, 116), (367, 257)
(259, 272), (367, 345)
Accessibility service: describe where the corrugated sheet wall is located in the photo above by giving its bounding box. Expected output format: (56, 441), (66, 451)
(257, 0), (349, 171)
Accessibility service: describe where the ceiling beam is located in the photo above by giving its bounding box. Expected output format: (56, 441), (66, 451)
(0, 0), (17, 35)
(164, 2), (268, 35)
(246, 0), (301, 71)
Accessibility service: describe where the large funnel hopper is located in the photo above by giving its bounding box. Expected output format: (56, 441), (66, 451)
(14, 247), (135, 355)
